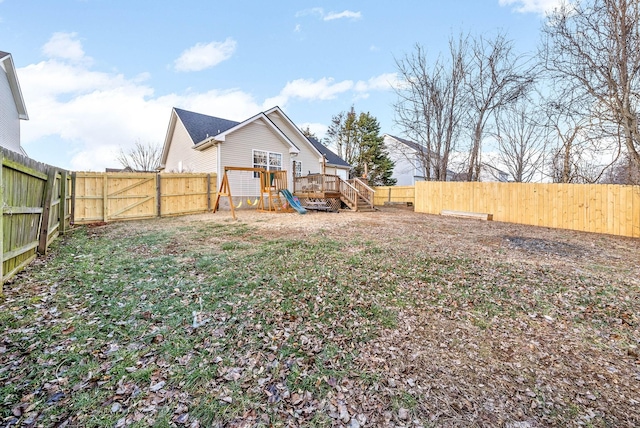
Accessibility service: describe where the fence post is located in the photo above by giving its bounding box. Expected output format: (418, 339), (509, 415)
(388, 187), (391, 202)
(71, 172), (76, 225)
(38, 168), (56, 255)
(59, 171), (67, 235)
(102, 173), (108, 222)
(156, 173), (162, 217)
(207, 173), (211, 211)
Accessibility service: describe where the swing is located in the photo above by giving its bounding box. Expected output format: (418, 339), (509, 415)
(247, 197), (259, 206)
(235, 199), (243, 208)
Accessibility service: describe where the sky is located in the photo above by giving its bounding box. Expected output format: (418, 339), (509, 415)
(1, 0), (561, 171)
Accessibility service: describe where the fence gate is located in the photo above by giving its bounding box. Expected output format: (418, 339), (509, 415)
(74, 173), (157, 222)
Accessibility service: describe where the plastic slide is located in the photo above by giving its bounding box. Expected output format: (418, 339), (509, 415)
(279, 189), (307, 214)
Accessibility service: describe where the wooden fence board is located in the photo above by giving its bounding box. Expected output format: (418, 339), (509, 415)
(73, 172), (218, 224)
(1, 148), (70, 290)
(386, 181), (640, 238)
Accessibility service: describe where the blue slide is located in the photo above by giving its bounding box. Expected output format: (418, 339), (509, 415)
(279, 189), (307, 214)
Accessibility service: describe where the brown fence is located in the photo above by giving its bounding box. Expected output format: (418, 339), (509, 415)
(1, 148), (71, 291)
(73, 172), (217, 224)
(412, 181), (640, 238)
(373, 186), (416, 206)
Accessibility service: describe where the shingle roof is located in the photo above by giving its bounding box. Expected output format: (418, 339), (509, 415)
(173, 107), (350, 168)
(386, 134), (425, 153)
(307, 137), (351, 168)
(174, 108), (239, 144)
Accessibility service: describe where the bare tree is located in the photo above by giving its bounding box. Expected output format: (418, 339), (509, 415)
(542, 0), (640, 175)
(465, 32), (533, 181)
(493, 99), (548, 182)
(117, 141), (162, 172)
(393, 36), (468, 181)
(325, 107), (359, 164)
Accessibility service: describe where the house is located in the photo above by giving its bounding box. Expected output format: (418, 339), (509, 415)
(385, 134), (512, 183)
(383, 134), (454, 184)
(450, 163), (511, 182)
(160, 106), (354, 206)
(0, 51), (28, 156)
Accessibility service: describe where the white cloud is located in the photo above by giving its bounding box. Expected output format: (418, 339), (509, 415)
(354, 73), (399, 92)
(295, 8), (324, 18)
(295, 7), (362, 21)
(20, 33), (395, 171)
(324, 10), (362, 21)
(279, 77), (354, 101)
(173, 38), (237, 72)
(19, 35), (259, 171)
(264, 73), (397, 108)
(42, 32), (90, 64)
(298, 122), (328, 140)
(498, 0), (565, 14)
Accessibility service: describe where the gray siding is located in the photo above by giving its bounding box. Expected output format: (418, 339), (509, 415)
(0, 65), (22, 153)
(267, 112), (324, 178)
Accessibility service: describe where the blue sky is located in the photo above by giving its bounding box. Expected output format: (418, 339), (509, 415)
(1, 0), (558, 171)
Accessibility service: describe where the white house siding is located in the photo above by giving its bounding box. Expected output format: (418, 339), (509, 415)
(266, 112), (324, 177)
(164, 118), (217, 173)
(0, 65), (21, 153)
(385, 136), (420, 186)
(220, 119), (294, 196)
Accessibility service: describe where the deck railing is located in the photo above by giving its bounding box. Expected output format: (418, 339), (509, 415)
(293, 174), (376, 211)
(293, 174), (340, 194)
(348, 177), (375, 209)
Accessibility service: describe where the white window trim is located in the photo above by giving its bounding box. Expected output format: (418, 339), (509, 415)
(253, 149), (283, 171)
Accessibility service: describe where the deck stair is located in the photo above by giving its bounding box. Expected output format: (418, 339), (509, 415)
(293, 174), (375, 212)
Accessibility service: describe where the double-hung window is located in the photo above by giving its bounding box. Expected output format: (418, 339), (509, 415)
(253, 150), (282, 177)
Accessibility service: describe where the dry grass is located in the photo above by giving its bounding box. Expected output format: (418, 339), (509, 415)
(1, 207), (639, 427)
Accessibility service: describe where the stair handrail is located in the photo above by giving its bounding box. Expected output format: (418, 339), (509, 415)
(349, 177), (375, 209)
(339, 178), (359, 210)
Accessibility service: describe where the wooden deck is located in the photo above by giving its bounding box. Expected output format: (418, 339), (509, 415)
(293, 174), (375, 212)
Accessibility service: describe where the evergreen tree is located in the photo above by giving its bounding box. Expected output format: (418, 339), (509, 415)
(325, 108), (396, 186)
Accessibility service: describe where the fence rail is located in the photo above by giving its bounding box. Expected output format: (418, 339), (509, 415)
(73, 172), (217, 224)
(373, 186), (416, 206)
(405, 182), (640, 238)
(1, 148), (70, 291)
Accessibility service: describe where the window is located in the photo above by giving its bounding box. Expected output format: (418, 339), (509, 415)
(293, 160), (302, 177)
(253, 150), (282, 177)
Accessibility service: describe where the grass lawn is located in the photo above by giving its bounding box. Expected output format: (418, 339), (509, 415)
(1, 208), (639, 427)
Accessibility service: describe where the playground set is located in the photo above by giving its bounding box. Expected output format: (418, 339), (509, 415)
(213, 166), (307, 220)
(213, 166), (377, 219)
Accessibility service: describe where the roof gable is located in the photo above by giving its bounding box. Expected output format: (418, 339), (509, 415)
(162, 106), (351, 170)
(0, 51), (28, 120)
(385, 134), (424, 153)
(174, 108), (238, 144)
(264, 106), (350, 168)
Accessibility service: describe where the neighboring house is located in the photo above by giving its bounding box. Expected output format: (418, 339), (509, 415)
(160, 106), (350, 192)
(385, 134), (511, 183)
(450, 163), (511, 182)
(0, 51), (28, 156)
(478, 163), (510, 182)
(383, 134), (454, 184)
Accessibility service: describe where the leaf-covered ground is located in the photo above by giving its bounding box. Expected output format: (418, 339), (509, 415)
(1, 208), (639, 427)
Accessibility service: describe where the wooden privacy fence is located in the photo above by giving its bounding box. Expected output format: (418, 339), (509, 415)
(1, 148), (71, 290)
(373, 186), (416, 206)
(73, 172), (217, 224)
(413, 181), (640, 238)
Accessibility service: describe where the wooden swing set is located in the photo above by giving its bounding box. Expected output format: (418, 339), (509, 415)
(213, 166), (292, 220)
